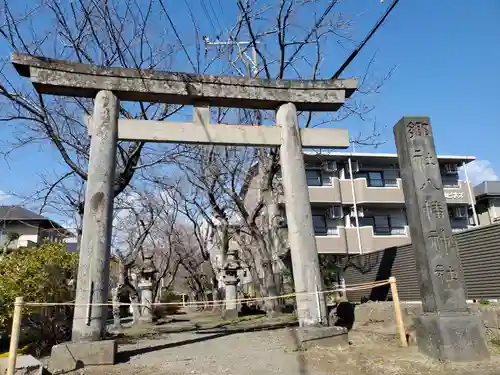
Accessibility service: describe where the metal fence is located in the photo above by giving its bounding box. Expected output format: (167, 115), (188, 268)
(341, 223), (500, 302)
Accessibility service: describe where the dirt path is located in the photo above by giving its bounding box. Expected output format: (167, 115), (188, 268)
(65, 326), (500, 375)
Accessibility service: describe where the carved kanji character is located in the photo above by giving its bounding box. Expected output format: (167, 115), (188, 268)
(407, 121), (430, 138)
(420, 178), (442, 191)
(434, 264), (445, 279)
(424, 200), (446, 219)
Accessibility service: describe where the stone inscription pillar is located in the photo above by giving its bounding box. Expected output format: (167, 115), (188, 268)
(72, 90), (119, 342)
(394, 116), (488, 361)
(278, 103), (327, 327)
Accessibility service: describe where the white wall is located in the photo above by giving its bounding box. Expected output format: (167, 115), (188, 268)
(0, 222), (40, 248)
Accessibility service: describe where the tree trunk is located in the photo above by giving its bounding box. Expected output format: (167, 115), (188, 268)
(256, 149), (282, 314)
(111, 287), (121, 329)
(118, 262), (141, 324)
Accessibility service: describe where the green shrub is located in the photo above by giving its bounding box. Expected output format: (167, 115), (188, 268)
(157, 290), (183, 316)
(479, 299), (491, 305)
(0, 243), (78, 355)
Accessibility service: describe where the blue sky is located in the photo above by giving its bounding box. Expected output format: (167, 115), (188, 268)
(0, 0), (499, 222)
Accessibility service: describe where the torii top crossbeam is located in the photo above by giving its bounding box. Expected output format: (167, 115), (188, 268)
(11, 53), (357, 112)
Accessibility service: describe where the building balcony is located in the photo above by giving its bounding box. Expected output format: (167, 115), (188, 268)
(339, 178), (404, 204)
(315, 226), (411, 254)
(336, 178), (474, 205)
(308, 178), (342, 203)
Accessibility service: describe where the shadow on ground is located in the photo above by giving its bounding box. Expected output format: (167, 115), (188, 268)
(116, 332), (232, 363)
(288, 328), (309, 375)
(116, 321), (299, 364)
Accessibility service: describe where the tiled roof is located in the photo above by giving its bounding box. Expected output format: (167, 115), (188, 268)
(0, 205), (48, 221)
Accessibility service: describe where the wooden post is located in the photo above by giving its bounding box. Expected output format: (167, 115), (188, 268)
(389, 277), (408, 347)
(7, 297), (23, 375)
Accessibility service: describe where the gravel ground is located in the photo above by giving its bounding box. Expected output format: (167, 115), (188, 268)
(62, 325), (500, 375)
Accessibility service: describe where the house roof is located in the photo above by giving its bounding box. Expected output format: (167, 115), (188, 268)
(0, 205), (72, 236)
(475, 181), (500, 199)
(0, 206), (49, 221)
(303, 151), (476, 165)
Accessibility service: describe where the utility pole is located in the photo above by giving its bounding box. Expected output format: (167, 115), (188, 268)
(203, 37), (259, 79)
(203, 37), (282, 313)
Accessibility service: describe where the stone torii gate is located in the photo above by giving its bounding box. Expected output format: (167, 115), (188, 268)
(12, 53), (357, 355)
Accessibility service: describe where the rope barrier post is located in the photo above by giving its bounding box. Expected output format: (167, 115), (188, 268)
(389, 277), (407, 347)
(315, 285), (322, 324)
(7, 297), (24, 375)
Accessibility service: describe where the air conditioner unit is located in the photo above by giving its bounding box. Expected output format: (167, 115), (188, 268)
(322, 160), (338, 172)
(453, 206), (467, 218)
(444, 163), (458, 174)
(328, 206), (343, 219)
(351, 160), (360, 173)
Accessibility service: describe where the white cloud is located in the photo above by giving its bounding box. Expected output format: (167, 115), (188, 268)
(459, 160), (499, 187)
(0, 190), (13, 203)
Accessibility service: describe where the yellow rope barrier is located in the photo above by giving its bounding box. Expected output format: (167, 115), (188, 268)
(21, 279), (391, 307)
(5, 277), (407, 366)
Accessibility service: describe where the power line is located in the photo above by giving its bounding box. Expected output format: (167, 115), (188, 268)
(159, 0), (197, 72)
(199, 0), (219, 36)
(206, 0), (224, 34)
(331, 0), (401, 80)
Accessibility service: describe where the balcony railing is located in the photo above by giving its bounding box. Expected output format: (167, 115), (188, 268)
(367, 178), (399, 188)
(372, 225), (407, 236)
(314, 227), (339, 236)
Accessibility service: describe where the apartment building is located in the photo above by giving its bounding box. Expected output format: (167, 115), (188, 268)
(279, 151), (477, 255)
(209, 152), (477, 295)
(475, 181), (500, 226)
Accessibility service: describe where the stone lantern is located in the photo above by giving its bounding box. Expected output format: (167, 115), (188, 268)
(222, 249), (242, 319)
(138, 255), (157, 323)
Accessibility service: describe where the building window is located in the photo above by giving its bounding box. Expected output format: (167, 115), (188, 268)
(306, 169), (322, 186)
(312, 214), (328, 235)
(367, 172), (384, 187)
(383, 170), (399, 187)
(361, 213), (406, 235)
(442, 175), (459, 188)
(354, 170), (399, 187)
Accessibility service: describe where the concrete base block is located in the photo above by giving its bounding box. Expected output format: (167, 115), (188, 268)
(414, 313), (490, 362)
(0, 355), (43, 375)
(49, 340), (116, 374)
(296, 326), (348, 350)
(223, 309), (239, 320)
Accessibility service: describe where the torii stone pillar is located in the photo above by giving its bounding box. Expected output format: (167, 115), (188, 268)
(72, 91), (119, 341)
(278, 103), (327, 326)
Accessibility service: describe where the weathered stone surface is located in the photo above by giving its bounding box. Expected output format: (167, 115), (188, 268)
(478, 306), (500, 329)
(84, 116), (350, 149)
(72, 91), (119, 342)
(223, 308), (239, 321)
(394, 116), (489, 361)
(414, 313), (489, 361)
(278, 103), (327, 327)
(395, 117), (467, 313)
(11, 53), (357, 111)
(49, 340), (116, 374)
(0, 355), (42, 375)
(295, 326), (348, 350)
(356, 301), (500, 329)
